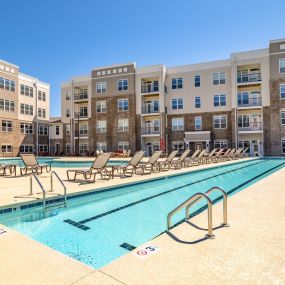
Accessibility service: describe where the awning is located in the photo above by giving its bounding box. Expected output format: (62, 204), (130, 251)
(184, 131), (211, 142)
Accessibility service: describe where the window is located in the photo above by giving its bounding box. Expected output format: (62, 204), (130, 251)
(38, 125), (49, 135)
(194, 75), (200, 87)
(79, 106), (88, 117)
(237, 92), (249, 106)
(79, 144), (88, 155)
(2, 120), (12, 132)
(280, 59), (285, 73)
(282, 140), (285, 154)
(0, 77), (15, 91)
(1, 145), (12, 153)
(79, 123), (88, 135)
(20, 145), (33, 153)
(214, 94), (226, 107)
(38, 145), (49, 153)
(172, 117), (184, 131)
(38, 108), (46, 118)
(195, 116), (202, 130)
(65, 144), (70, 154)
(213, 115), (227, 129)
(96, 101), (107, 113)
(66, 124), (70, 135)
(118, 99), (129, 111)
(0, 77), (4, 89)
(96, 82), (107, 93)
(20, 104), (33, 115)
(20, 84), (33, 97)
(213, 72), (226, 85)
(65, 91), (71, 100)
(118, 79), (128, 91)
(38, 91), (46, 101)
(280, 84), (285, 99)
(118, 119), (129, 132)
(195, 97), (201, 108)
(172, 98), (183, 110)
(55, 125), (60, 135)
(238, 115), (250, 128)
(66, 108), (70, 117)
(0, 99), (15, 112)
(118, 141), (129, 150)
(20, 123), (33, 134)
(281, 111), (285, 125)
(172, 78), (183, 89)
(96, 120), (107, 133)
(96, 142), (107, 152)
(172, 141), (184, 154)
(214, 140), (228, 149)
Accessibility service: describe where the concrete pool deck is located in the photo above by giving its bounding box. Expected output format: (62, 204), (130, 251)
(0, 157), (285, 284)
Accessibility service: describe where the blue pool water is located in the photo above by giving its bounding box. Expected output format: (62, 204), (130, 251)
(0, 157), (127, 168)
(0, 158), (284, 268)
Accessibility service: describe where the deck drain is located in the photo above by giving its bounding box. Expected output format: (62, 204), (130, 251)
(120, 243), (136, 251)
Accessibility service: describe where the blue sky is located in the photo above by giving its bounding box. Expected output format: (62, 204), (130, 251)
(1, 0), (284, 116)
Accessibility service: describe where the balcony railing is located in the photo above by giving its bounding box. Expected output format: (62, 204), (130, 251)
(237, 97), (262, 107)
(74, 93), (88, 100)
(142, 127), (160, 135)
(141, 105), (159, 114)
(238, 122), (263, 131)
(237, 72), (261, 84)
(141, 84), (159, 94)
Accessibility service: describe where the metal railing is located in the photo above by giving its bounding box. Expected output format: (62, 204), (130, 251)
(238, 122), (263, 131)
(141, 105), (159, 114)
(141, 84), (159, 93)
(74, 93), (88, 100)
(141, 127), (160, 135)
(30, 173), (46, 208)
(237, 97), (262, 107)
(50, 171), (67, 207)
(237, 72), (261, 83)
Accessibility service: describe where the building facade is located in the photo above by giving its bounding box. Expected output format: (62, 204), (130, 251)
(0, 59), (50, 157)
(55, 38), (285, 156)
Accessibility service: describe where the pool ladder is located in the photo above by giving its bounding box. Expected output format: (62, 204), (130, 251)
(29, 171), (67, 212)
(167, 187), (229, 239)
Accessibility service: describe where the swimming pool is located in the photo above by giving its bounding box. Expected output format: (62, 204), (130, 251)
(0, 157), (127, 168)
(0, 158), (284, 269)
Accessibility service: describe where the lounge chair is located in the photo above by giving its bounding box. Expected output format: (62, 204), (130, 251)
(232, 148), (243, 159)
(240, 148), (249, 158)
(113, 151), (144, 177)
(136, 151), (162, 175)
(186, 149), (207, 166)
(217, 148), (232, 162)
(66, 153), (111, 182)
(171, 149), (191, 169)
(204, 148), (218, 164)
(211, 149), (225, 163)
(20, 154), (51, 175)
(158, 150), (178, 171)
(126, 150), (131, 157)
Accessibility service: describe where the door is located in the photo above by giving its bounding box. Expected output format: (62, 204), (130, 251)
(251, 140), (260, 156)
(147, 143), (153, 156)
(251, 114), (261, 130)
(195, 143), (203, 151)
(251, 91), (260, 106)
(55, 143), (60, 155)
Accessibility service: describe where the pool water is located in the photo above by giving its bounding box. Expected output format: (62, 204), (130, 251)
(0, 158), (284, 269)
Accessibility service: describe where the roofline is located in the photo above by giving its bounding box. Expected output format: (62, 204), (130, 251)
(19, 72), (50, 87)
(0, 59), (19, 68)
(269, 38), (285, 44)
(92, 62), (136, 71)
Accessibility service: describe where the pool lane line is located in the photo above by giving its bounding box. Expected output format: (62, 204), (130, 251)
(63, 160), (265, 229)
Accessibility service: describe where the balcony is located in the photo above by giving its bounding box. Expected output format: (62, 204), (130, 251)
(237, 72), (261, 84)
(238, 122), (263, 132)
(141, 105), (159, 114)
(74, 93), (88, 101)
(141, 84), (159, 94)
(141, 127), (160, 135)
(237, 97), (262, 108)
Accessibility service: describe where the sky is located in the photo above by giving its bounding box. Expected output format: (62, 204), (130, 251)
(1, 0), (285, 117)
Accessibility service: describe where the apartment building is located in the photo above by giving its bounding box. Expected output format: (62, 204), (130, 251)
(57, 38), (285, 157)
(0, 59), (50, 156)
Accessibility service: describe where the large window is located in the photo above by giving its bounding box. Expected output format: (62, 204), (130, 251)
(172, 98), (183, 110)
(195, 116), (202, 130)
(79, 144), (88, 155)
(96, 142), (107, 151)
(38, 91), (46, 101)
(20, 104), (33, 115)
(55, 125), (60, 135)
(0, 77), (15, 91)
(280, 84), (285, 99)
(38, 145), (48, 153)
(65, 91), (71, 100)
(238, 115), (250, 128)
(96, 82), (107, 93)
(38, 108), (46, 118)
(214, 94), (226, 107)
(195, 96), (201, 108)
(194, 75), (200, 87)
(20, 145), (33, 153)
(172, 78), (183, 89)
(38, 125), (48, 135)
(20, 84), (33, 97)
(214, 140), (228, 149)
(79, 106), (88, 117)
(172, 117), (184, 131)
(1, 145), (12, 153)
(172, 141), (184, 154)
(20, 123), (33, 134)
(0, 99), (15, 112)
(118, 99), (129, 111)
(79, 123), (88, 135)
(118, 119), (129, 132)
(213, 115), (227, 129)
(213, 72), (226, 85)
(96, 101), (107, 113)
(281, 111), (285, 125)
(96, 120), (107, 133)
(280, 59), (285, 73)
(2, 120), (12, 132)
(66, 108), (70, 117)
(118, 141), (129, 151)
(65, 144), (71, 154)
(117, 79), (128, 91)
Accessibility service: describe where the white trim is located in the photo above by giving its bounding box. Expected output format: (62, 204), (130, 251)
(92, 72), (134, 80)
(92, 62), (135, 71)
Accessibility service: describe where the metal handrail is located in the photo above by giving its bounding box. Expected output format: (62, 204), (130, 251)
(167, 192), (215, 239)
(186, 187), (229, 227)
(50, 171), (67, 207)
(30, 173), (47, 209)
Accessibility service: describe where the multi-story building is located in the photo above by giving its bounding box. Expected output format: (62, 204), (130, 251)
(0, 59), (50, 156)
(57, 38), (285, 157)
